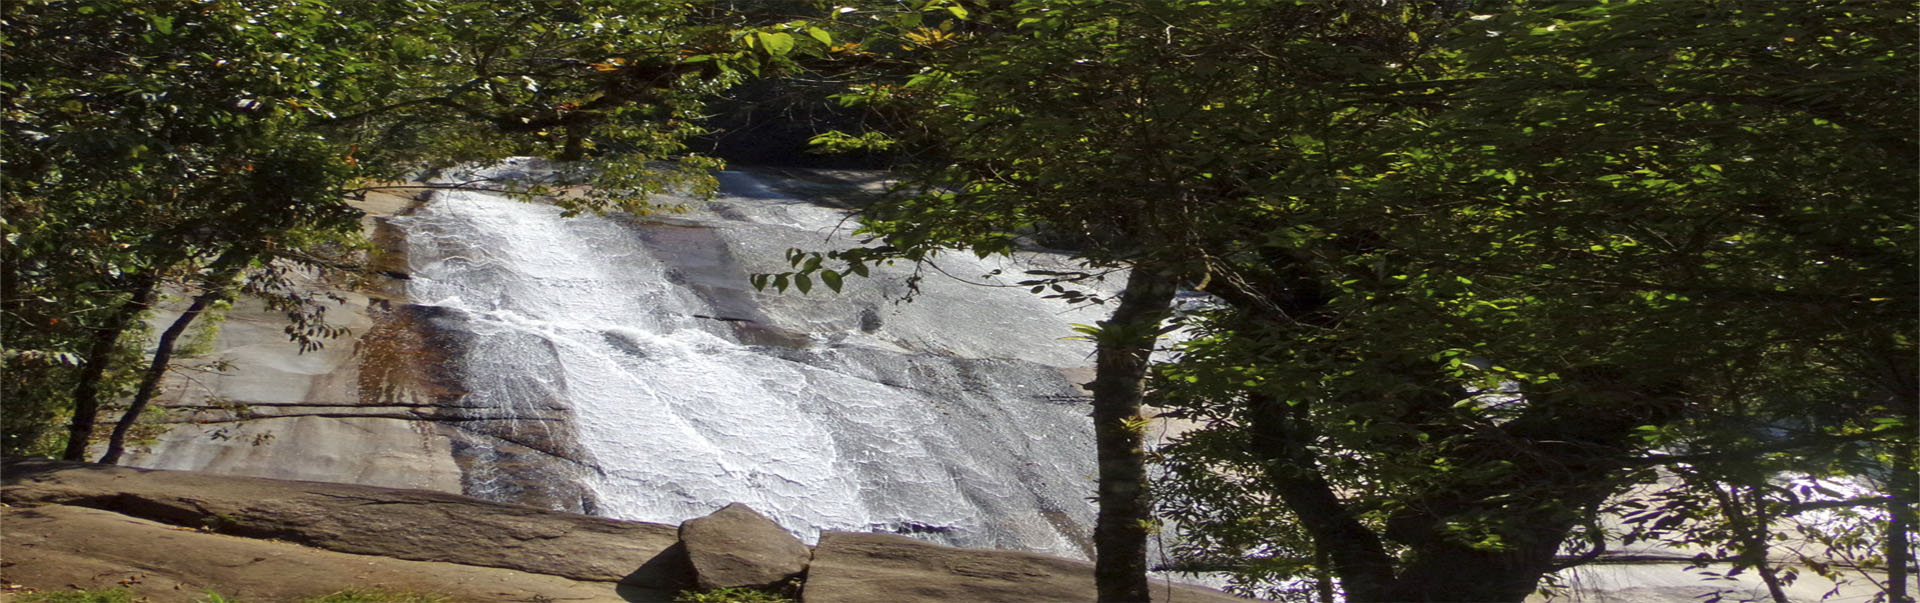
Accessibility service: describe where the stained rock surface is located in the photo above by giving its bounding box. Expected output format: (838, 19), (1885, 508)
(116, 187), (598, 514)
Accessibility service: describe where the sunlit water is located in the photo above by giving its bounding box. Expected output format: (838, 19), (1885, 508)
(398, 161), (1115, 558)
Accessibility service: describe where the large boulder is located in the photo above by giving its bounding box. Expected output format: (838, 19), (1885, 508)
(0, 459), (688, 589)
(679, 503), (811, 590)
(801, 531), (1244, 603)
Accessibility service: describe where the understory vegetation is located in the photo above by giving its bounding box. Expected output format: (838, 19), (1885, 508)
(2, 1), (1912, 602)
(674, 585), (798, 603)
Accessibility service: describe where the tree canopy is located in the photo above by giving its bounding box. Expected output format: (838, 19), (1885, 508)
(3, 1), (1912, 601)
(1, 0), (775, 458)
(782, 0), (1915, 600)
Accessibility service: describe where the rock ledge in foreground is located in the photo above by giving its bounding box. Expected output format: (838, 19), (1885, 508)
(0, 458), (687, 588)
(2, 459), (1245, 603)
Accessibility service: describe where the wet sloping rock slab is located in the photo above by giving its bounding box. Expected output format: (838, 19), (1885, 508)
(124, 415), (464, 494)
(0, 505), (651, 603)
(801, 531), (1245, 603)
(680, 503), (811, 590)
(0, 459), (688, 589)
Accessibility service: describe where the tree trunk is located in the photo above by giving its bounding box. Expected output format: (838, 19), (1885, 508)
(1378, 526), (1578, 602)
(60, 272), (161, 461)
(1709, 484), (1790, 603)
(1, 240), (22, 328)
(1089, 266), (1176, 602)
(1891, 504), (1914, 603)
(1246, 393), (1399, 603)
(1314, 545), (1337, 603)
(1889, 444), (1917, 603)
(1373, 370), (1683, 602)
(560, 124), (587, 161)
(98, 260), (244, 465)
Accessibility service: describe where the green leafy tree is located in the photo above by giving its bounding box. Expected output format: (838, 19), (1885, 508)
(2, 0), (767, 460)
(768, 1), (1450, 599)
(1155, 1), (1914, 601)
(783, 0), (1911, 600)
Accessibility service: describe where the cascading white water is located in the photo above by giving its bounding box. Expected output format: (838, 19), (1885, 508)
(398, 161), (1116, 558)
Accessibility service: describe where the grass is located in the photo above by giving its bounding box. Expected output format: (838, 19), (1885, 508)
(672, 586), (797, 603)
(14, 589), (135, 603)
(301, 589), (451, 603)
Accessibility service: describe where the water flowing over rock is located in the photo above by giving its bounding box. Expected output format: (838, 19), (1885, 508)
(397, 161), (1114, 557)
(113, 163), (1112, 561)
(93, 164), (1889, 601)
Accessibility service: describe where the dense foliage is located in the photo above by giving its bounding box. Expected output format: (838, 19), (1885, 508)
(3, 0), (1911, 601)
(1155, 2), (1914, 600)
(781, 0), (1915, 601)
(1, 0), (771, 458)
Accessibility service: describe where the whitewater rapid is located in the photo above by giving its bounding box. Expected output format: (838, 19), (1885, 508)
(398, 162), (1114, 558)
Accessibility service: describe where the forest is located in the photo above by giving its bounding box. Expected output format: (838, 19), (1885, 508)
(3, 1), (1914, 602)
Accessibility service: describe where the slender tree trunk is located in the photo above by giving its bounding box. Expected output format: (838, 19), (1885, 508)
(1890, 506), (1913, 603)
(1247, 393), (1398, 603)
(99, 260), (244, 465)
(60, 272), (161, 461)
(1889, 444), (1917, 603)
(1707, 484), (1790, 603)
(1, 240), (22, 326)
(1315, 546), (1337, 603)
(1089, 265), (1176, 602)
(560, 124), (587, 161)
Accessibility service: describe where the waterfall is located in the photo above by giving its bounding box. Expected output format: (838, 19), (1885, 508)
(398, 161), (1114, 559)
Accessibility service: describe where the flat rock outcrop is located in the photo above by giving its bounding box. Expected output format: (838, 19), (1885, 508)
(679, 503), (811, 590)
(802, 531), (1244, 603)
(3, 461), (1245, 603)
(1, 504), (645, 602)
(0, 459), (686, 588)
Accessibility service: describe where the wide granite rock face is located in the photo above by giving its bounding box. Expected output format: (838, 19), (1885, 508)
(680, 503), (812, 590)
(114, 188), (597, 513)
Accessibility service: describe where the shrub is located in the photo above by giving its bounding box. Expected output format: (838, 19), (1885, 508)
(672, 586), (796, 603)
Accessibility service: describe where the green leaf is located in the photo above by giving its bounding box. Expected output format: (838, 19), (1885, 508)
(795, 273), (813, 294)
(821, 270), (843, 292)
(757, 32), (795, 56)
(806, 27), (833, 46)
